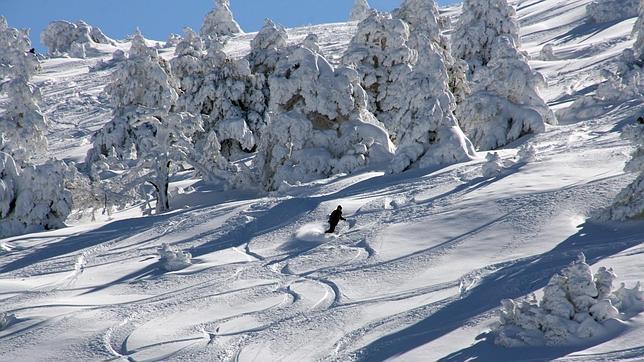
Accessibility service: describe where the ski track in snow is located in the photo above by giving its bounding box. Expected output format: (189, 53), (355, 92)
(1, 0), (643, 360)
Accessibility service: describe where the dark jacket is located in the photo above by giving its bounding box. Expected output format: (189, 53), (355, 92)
(329, 209), (345, 224)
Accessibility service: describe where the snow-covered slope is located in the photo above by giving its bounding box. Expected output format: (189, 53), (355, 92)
(1, 0), (642, 360)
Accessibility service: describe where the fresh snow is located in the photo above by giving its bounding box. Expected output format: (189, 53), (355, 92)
(0, 0), (643, 361)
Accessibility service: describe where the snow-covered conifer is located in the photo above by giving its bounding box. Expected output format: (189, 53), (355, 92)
(256, 45), (394, 190)
(393, 0), (470, 103)
(452, 0), (520, 75)
(87, 32), (178, 164)
(0, 152), (72, 238)
(173, 34), (264, 159)
(350, 0), (372, 22)
(201, 0), (243, 43)
(456, 36), (556, 150)
(587, 0), (638, 24)
(0, 76), (48, 163)
(248, 19), (288, 78)
(0, 16), (39, 80)
(344, 12), (475, 171)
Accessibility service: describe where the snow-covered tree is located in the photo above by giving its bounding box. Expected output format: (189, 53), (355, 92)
(87, 31), (218, 213)
(0, 77), (48, 163)
(41, 20), (115, 57)
(587, 0), (639, 24)
(456, 36), (556, 150)
(342, 12), (416, 138)
(452, 0), (520, 76)
(0, 16), (39, 80)
(0, 17), (47, 163)
(605, 122), (643, 220)
(246, 19), (288, 136)
(350, 0), (372, 22)
(201, 0), (243, 43)
(343, 12), (475, 171)
(392, 0), (470, 102)
(87, 32), (178, 164)
(256, 44), (394, 190)
(496, 254), (643, 347)
(172, 30), (265, 159)
(0, 152), (72, 238)
(248, 19), (288, 78)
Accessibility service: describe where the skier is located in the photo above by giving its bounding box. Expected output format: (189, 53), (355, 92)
(325, 205), (346, 234)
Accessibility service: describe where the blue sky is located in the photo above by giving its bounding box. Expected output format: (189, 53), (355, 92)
(2, 0), (459, 52)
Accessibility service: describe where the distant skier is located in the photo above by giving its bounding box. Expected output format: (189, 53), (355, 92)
(325, 205), (346, 233)
(637, 116), (643, 124)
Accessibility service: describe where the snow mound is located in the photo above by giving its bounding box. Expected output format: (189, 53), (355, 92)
(158, 243), (193, 272)
(495, 254), (644, 347)
(41, 20), (115, 58)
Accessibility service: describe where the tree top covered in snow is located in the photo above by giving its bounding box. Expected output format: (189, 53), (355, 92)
(350, 0), (372, 22)
(452, 0), (520, 74)
(0, 16), (39, 80)
(201, 0), (243, 41)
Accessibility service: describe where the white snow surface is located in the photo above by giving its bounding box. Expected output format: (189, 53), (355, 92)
(0, 0), (643, 360)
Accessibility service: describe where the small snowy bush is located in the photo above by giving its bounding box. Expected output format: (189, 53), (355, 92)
(517, 144), (538, 163)
(457, 36), (556, 150)
(495, 254), (643, 347)
(200, 0), (242, 43)
(41, 20), (114, 57)
(350, 0), (372, 22)
(605, 123), (643, 220)
(0, 152), (73, 238)
(482, 152), (504, 178)
(452, 0), (520, 76)
(587, 0), (638, 24)
(158, 243), (192, 271)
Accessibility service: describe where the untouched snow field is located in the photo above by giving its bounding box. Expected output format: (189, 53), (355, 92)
(1, 0), (643, 360)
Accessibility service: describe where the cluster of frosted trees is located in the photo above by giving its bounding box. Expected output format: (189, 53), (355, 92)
(6, 0), (641, 236)
(496, 254), (642, 346)
(66, 0), (560, 216)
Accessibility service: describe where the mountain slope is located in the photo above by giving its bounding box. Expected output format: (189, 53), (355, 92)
(0, 0), (642, 361)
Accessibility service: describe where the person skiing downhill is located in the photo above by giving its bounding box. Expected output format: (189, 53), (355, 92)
(325, 205), (346, 233)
